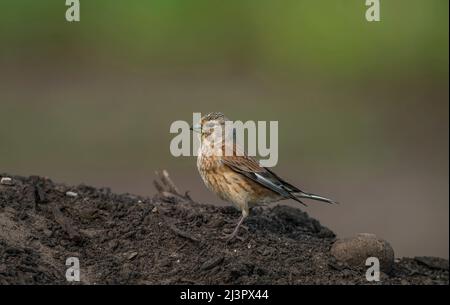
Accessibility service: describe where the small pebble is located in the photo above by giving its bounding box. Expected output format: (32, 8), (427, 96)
(0, 177), (14, 186)
(108, 240), (119, 251)
(128, 252), (138, 260)
(65, 191), (78, 197)
(43, 229), (53, 237)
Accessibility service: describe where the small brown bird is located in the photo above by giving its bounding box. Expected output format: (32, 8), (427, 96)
(193, 112), (336, 241)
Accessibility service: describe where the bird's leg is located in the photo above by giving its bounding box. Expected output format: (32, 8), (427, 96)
(229, 214), (246, 239)
(223, 217), (248, 231)
(221, 211), (248, 242)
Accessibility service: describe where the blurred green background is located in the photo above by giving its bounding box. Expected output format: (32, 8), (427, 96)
(0, 0), (448, 258)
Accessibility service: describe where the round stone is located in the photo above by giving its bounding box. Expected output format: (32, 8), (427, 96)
(330, 233), (395, 273)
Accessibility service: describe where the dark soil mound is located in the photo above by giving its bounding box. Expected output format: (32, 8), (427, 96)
(0, 173), (448, 284)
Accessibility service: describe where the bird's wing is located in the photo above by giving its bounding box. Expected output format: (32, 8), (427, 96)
(221, 154), (307, 205)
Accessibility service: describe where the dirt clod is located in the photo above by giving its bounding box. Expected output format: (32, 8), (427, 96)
(331, 233), (395, 273)
(0, 177), (14, 186)
(65, 191), (78, 198)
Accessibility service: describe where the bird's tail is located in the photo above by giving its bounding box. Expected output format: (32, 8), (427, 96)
(295, 192), (337, 204)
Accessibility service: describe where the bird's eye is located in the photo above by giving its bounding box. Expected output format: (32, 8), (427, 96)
(204, 122), (215, 130)
(202, 120), (223, 136)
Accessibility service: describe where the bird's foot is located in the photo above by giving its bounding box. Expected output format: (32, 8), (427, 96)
(219, 214), (248, 243)
(220, 225), (247, 242)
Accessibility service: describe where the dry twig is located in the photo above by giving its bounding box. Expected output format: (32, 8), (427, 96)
(153, 170), (193, 203)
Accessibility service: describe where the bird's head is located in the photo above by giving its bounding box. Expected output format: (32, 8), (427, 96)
(191, 112), (228, 141)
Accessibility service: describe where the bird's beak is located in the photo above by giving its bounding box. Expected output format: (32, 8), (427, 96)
(190, 124), (202, 134)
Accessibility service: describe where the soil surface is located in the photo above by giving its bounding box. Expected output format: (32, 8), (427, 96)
(0, 173), (448, 284)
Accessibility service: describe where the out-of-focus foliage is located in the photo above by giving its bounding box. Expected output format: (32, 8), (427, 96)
(1, 1), (448, 78)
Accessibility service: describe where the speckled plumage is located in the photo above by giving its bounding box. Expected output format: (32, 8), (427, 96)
(197, 148), (281, 218)
(195, 112), (336, 240)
